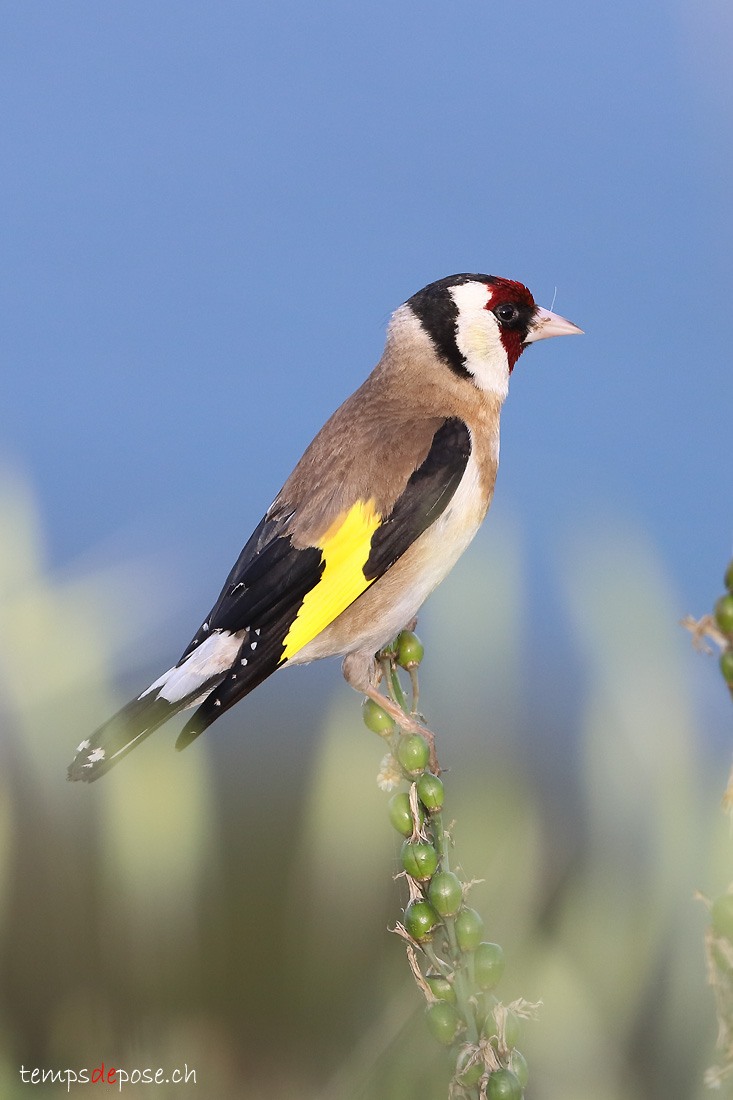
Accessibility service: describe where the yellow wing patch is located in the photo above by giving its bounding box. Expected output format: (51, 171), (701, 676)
(280, 499), (381, 661)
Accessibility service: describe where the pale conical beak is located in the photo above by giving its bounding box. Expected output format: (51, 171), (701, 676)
(524, 306), (584, 344)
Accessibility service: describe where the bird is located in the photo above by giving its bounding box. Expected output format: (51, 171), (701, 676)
(67, 273), (582, 782)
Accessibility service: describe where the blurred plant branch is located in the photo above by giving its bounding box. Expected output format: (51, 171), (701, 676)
(686, 557), (733, 1089)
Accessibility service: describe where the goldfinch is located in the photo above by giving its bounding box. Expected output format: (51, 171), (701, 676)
(68, 273), (581, 782)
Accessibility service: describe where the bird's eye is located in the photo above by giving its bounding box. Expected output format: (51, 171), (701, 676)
(494, 302), (519, 324)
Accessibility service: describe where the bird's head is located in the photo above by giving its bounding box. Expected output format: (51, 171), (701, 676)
(404, 273), (582, 400)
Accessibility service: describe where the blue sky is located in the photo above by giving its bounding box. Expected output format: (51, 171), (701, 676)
(0, 0), (731, 645)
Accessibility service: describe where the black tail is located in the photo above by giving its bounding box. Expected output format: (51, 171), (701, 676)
(67, 647), (235, 781)
(68, 622), (284, 781)
(67, 691), (195, 782)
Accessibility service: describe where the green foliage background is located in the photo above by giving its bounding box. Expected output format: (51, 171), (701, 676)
(0, 476), (727, 1099)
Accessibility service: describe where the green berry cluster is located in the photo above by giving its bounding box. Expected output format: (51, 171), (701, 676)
(392, 780), (528, 1098)
(716, 559), (733, 689)
(364, 630), (531, 1100)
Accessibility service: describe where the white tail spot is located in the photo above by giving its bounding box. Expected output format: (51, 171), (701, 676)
(142, 630), (245, 704)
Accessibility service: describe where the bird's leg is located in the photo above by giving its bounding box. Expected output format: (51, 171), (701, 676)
(342, 650), (441, 775)
(379, 655), (399, 705)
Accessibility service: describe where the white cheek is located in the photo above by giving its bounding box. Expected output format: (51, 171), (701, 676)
(460, 319), (509, 398)
(450, 283), (510, 400)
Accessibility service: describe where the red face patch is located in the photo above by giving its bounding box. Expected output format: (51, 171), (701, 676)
(484, 278), (537, 372)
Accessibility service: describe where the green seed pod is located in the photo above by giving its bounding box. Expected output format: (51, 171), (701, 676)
(417, 771), (444, 812)
(474, 942), (506, 990)
(725, 559), (733, 594)
(487, 1068), (523, 1100)
(428, 871), (463, 917)
(509, 1051), (529, 1088)
(715, 595), (733, 636)
(712, 894), (733, 941)
(388, 792), (424, 836)
(426, 1001), (460, 1045)
(721, 649), (733, 686)
(456, 1048), (483, 1086)
(396, 630), (425, 669)
(473, 992), (498, 1031)
(404, 899), (441, 942)
(378, 639), (398, 661)
(362, 697), (396, 735)
(388, 792), (412, 836)
(397, 734), (430, 775)
(401, 839), (438, 880)
(504, 1010), (521, 1050)
(455, 906), (485, 951)
(484, 1008), (520, 1050)
(426, 975), (457, 1004)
